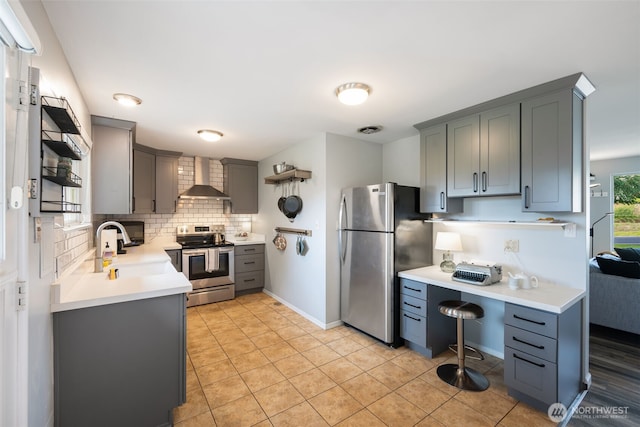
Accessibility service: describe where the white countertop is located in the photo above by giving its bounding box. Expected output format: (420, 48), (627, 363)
(398, 265), (584, 314)
(51, 239), (192, 313)
(226, 233), (266, 245)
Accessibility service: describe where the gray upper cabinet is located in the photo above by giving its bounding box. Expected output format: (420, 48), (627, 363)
(521, 90), (583, 212)
(155, 155), (179, 213)
(420, 124), (462, 213)
(133, 144), (180, 214)
(447, 103), (520, 198)
(92, 117), (134, 214)
(133, 148), (155, 213)
(221, 158), (258, 214)
(92, 115), (180, 215)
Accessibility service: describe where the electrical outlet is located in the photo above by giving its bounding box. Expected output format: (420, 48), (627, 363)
(504, 239), (519, 253)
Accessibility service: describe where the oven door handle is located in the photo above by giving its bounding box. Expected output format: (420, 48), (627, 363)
(182, 249), (207, 256)
(217, 247), (234, 254)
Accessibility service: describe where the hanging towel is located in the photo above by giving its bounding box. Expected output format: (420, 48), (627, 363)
(206, 248), (219, 272)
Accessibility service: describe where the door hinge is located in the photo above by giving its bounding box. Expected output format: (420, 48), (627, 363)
(30, 83), (38, 105)
(17, 281), (27, 311)
(28, 179), (38, 199)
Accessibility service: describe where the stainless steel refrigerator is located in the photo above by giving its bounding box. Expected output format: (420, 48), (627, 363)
(339, 183), (432, 346)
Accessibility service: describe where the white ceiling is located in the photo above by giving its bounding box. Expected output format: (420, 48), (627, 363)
(41, 1), (640, 162)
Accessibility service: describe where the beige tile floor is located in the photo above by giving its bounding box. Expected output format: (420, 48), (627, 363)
(174, 293), (555, 427)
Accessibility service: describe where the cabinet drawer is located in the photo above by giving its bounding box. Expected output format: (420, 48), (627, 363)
(504, 325), (557, 363)
(235, 271), (264, 291)
(235, 244), (264, 256)
(235, 254), (265, 273)
(400, 293), (427, 317)
(400, 310), (427, 347)
(505, 304), (557, 338)
(399, 279), (427, 300)
(504, 347), (557, 404)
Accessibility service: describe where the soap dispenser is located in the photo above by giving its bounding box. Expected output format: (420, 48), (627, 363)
(103, 242), (114, 266)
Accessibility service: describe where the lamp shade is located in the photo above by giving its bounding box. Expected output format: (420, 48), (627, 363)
(434, 232), (463, 252)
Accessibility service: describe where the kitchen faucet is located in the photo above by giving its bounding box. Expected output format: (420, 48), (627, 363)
(95, 221), (132, 272)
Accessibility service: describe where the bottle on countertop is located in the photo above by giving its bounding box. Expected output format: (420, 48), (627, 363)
(103, 242), (114, 266)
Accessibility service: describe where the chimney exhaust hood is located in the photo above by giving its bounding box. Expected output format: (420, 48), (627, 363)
(179, 156), (230, 200)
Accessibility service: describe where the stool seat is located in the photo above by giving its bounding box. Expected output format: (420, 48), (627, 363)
(438, 300), (484, 320)
(436, 300), (489, 392)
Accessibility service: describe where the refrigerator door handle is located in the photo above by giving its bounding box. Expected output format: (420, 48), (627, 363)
(338, 194), (348, 263)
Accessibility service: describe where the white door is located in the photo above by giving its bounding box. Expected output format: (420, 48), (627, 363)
(0, 44), (30, 427)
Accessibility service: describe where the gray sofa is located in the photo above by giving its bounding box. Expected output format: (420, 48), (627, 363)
(589, 259), (640, 335)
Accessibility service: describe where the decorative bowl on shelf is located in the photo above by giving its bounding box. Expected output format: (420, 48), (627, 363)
(273, 162), (294, 175)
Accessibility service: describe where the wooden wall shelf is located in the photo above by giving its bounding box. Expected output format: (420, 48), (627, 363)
(264, 169), (312, 184)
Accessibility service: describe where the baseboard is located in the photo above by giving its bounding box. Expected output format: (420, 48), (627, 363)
(261, 289), (343, 330)
(465, 339), (504, 359)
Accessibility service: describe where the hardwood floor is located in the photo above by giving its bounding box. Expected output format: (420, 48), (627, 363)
(569, 325), (640, 426)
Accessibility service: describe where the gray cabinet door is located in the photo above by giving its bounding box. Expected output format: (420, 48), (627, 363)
(155, 155), (178, 213)
(447, 115), (480, 197)
(420, 124), (463, 213)
(223, 160), (258, 214)
(91, 124), (132, 214)
(521, 90), (582, 212)
(133, 149), (155, 213)
(480, 104), (520, 196)
(53, 294), (186, 427)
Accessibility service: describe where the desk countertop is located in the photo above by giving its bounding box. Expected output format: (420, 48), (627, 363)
(398, 265), (584, 314)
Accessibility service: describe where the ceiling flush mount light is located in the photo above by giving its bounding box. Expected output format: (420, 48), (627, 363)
(335, 82), (370, 105)
(113, 93), (142, 107)
(197, 129), (223, 142)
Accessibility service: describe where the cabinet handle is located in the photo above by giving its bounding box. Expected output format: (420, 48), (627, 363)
(244, 261), (256, 265)
(153, 199), (156, 212)
(513, 314), (545, 326)
(440, 192), (445, 210)
(481, 172), (487, 192)
(513, 336), (545, 350)
(513, 353), (545, 368)
(524, 186), (530, 209)
(132, 196), (135, 212)
(243, 278), (256, 282)
(403, 286), (422, 293)
(473, 173), (478, 193)
(403, 302), (422, 309)
(403, 313), (421, 322)
(244, 248), (256, 252)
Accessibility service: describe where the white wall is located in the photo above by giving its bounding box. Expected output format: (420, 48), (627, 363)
(255, 132), (381, 327)
(590, 155), (640, 255)
(21, 2), (92, 426)
(382, 134), (420, 186)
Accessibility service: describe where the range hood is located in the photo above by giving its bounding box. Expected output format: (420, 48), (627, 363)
(179, 156), (230, 200)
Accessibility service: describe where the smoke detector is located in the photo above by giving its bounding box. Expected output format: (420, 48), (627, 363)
(358, 125), (383, 135)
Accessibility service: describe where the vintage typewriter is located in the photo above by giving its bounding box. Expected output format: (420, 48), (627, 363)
(452, 261), (503, 286)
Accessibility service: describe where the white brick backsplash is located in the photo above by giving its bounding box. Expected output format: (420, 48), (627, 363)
(98, 156), (252, 243)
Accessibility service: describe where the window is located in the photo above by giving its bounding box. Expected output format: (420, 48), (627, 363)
(613, 173), (640, 249)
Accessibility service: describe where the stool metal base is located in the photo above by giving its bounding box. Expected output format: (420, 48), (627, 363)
(437, 364), (489, 391)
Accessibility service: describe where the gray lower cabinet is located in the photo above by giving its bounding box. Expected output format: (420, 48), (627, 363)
(399, 279), (459, 357)
(521, 89), (584, 212)
(165, 249), (182, 272)
(234, 244), (265, 295)
(504, 301), (582, 411)
(53, 294), (187, 427)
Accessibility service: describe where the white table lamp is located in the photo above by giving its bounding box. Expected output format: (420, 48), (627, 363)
(435, 232), (463, 273)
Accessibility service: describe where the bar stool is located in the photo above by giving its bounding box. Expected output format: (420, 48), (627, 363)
(436, 300), (489, 391)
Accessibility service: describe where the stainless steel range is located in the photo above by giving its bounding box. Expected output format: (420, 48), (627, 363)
(177, 225), (235, 307)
